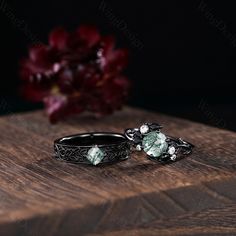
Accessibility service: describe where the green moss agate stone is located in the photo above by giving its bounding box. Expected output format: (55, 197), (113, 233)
(87, 146), (105, 165)
(142, 131), (168, 158)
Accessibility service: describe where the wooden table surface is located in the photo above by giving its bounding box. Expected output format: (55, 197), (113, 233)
(0, 107), (236, 236)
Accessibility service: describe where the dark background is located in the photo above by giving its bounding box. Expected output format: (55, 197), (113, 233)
(1, 0), (236, 130)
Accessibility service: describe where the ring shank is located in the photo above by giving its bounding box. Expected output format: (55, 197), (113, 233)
(56, 133), (127, 146)
(54, 132), (131, 165)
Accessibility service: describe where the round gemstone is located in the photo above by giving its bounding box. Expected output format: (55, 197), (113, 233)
(140, 124), (149, 134)
(142, 131), (168, 157)
(87, 146), (105, 165)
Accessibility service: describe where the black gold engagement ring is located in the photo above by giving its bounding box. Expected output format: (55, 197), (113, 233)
(125, 123), (194, 163)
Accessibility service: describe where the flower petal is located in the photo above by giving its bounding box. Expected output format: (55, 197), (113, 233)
(20, 84), (51, 102)
(102, 76), (130, 107)
(49, 27), (69, 50)
(44, 95), (68, 123)
(28, 45), (58, 70)
(105, 48), (129, 73)
(100, 35), (115, 55)
(77, 25), (101, 48)
(58, 69), (74, 94)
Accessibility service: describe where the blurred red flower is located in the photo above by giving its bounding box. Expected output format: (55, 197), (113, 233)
(19, 25), (130, 123)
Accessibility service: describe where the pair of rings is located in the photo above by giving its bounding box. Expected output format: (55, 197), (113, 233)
(54, 123), (194, 166)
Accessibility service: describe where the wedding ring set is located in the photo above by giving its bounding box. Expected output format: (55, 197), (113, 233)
(54, 123), (194, 166)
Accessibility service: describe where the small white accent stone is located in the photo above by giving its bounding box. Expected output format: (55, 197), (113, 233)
(170, 154), (177, 161)
(136, 144), (142, 151)
(168, 146), (176, 155)
(140, 124), (149, 134)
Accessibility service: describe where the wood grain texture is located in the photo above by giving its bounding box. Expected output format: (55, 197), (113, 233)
(0, 107), (236, 236)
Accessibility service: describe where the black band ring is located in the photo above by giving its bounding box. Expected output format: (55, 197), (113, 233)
(54, 132), (131, 166)
(124, 123), (194, 163)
